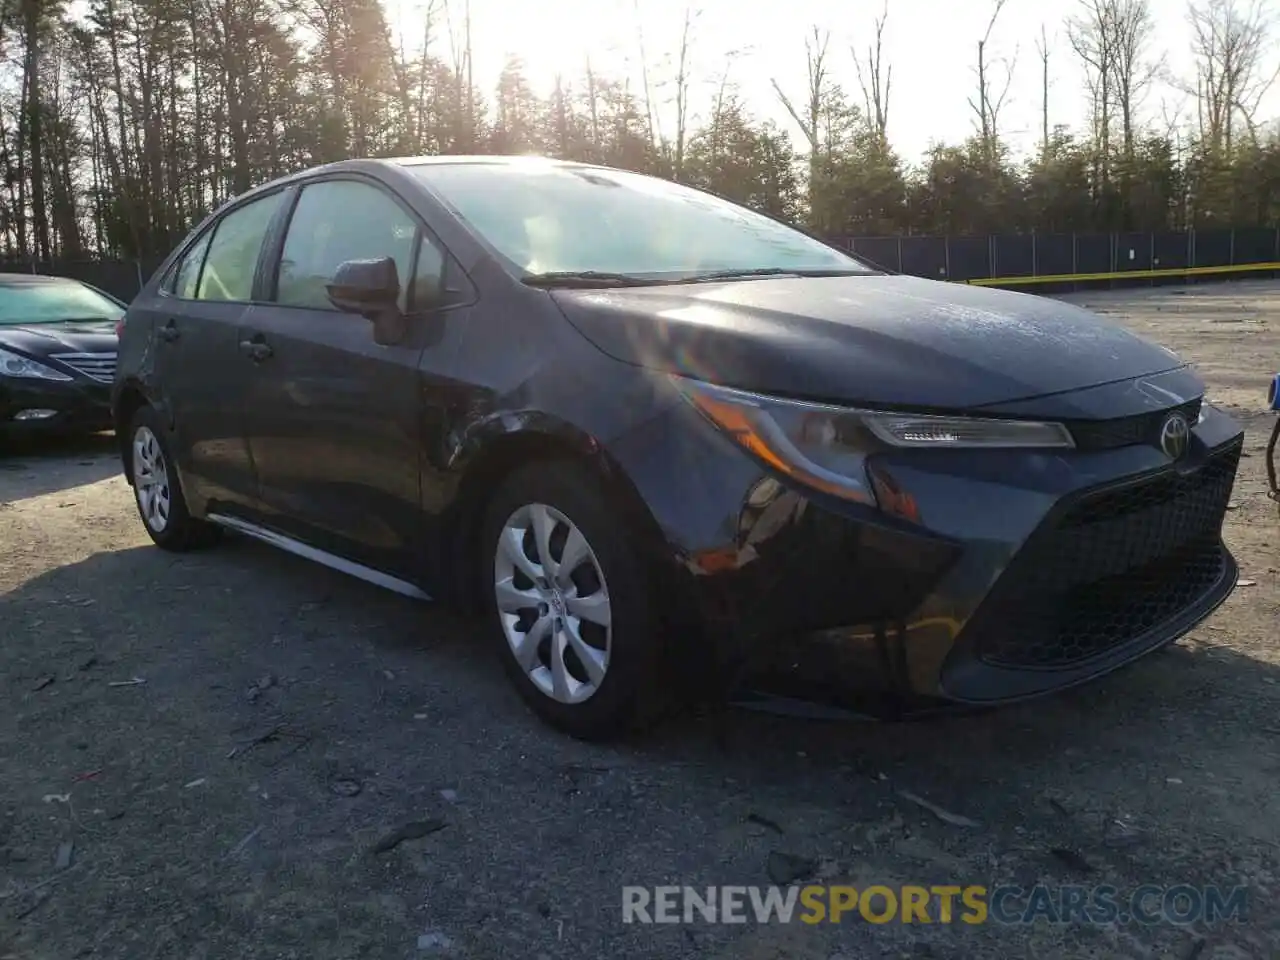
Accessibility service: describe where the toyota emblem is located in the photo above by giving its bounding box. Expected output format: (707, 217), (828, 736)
(1159, 411), (1190, 459)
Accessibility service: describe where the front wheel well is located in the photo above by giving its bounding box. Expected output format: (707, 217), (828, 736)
(444, 432), (668, 615)
(113, 382), (150, 483)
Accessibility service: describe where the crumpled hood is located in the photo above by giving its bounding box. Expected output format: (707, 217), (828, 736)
(550, 274), (1185, 410)
(0, 320), (118, 359)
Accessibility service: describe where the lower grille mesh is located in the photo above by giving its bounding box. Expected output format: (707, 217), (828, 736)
(972, 441), (1240, 669)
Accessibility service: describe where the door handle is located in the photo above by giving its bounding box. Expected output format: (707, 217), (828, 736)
(158, 321), (180, 342)
(238, 338), (273, 361)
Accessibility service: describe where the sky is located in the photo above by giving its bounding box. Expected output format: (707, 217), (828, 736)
(383, 0), (1280, 165)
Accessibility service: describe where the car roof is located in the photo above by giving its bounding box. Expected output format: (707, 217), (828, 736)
(386, 154), (611, 170)
(233, 154), (624, 200)
(0, 273), (82, 284)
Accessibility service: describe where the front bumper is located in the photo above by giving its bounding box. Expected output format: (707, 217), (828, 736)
(936, 437), (1239, 703)
(0, 375), (113, 437)
(612, 394), (1244, 712)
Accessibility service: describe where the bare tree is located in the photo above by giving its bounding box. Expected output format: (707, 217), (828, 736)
(1070, 0), (1158, 168)
(415, 0), (443, 147)
(670, 6), (698, 180)
(1111, 0), (1159, 158)
(969, 0), (1016, 164)
(464, 0), (474, 146)
(705, 50), (744, 169)
(633, 0), (661, 154)
(853, 0), (892, 146)
(771, 26), (831, 187)
(1158, 94), (1193, 221)
(584, 56), (601, 148)
(1186, 0), (1279, 151)
(1069, 0), (1116, 187)
(19, 0), (52, 261)
(1158, 92), (1192, 141)
(1036, 23), (1052, 157)
(442, 0), (475, 149)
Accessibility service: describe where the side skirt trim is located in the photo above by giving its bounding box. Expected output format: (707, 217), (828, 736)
(206, 513), (433, 601)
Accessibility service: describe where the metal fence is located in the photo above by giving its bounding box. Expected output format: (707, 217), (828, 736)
(7, 227), (1280, 303)
(831, 227), (1280, 291)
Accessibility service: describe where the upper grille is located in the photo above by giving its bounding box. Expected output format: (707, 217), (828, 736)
(1067, 398), (1203, 451)
(50, 351), (116, 382)
(968, 440), (1241, 670)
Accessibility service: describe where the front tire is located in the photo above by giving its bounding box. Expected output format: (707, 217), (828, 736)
(127, 406), (220, 551)
(480, 461), (669, 740)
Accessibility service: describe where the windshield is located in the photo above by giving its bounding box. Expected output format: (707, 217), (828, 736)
(0, 279), (123, 325)
(407, 161), (875, 281)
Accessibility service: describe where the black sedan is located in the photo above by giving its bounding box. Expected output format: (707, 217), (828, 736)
(111, 156), (1243, 739)
(0, 273), (122, 440)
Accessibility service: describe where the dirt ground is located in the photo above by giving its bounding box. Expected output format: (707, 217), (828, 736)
(1, 280), (1278, 960)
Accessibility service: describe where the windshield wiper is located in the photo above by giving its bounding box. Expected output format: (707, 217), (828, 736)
(12, 316), (115, 324)
(521, 267), (875, 289)
(685, 267), (873, 283)
(521, 271), (659, 288)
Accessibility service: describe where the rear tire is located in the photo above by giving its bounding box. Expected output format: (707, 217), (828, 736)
(480, 460), (669, 740)
(127, 406), (220, 552)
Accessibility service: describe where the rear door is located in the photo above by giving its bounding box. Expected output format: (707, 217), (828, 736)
(238, 174), (471, 580)
(141, 189), (285, 514)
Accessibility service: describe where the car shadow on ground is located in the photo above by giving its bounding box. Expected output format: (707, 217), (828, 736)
(4, 537), (1277, 959)
(8, 534), (1279, 827)
(0, 432), (120, 503)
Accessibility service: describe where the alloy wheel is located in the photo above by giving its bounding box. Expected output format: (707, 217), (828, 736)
(132, 425), (171, 533)
(494, 502), (612, 704)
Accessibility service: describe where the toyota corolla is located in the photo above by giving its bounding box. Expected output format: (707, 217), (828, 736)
(111, 156), (1244, 739)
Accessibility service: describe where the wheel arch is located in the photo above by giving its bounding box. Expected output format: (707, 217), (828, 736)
(440, 419), (673, 615)
(112, 378), (153, 485)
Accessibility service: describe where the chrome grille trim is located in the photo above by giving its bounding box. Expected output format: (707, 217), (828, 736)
(50, 351), (117, 382)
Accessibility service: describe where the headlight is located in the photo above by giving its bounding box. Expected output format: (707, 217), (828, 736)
(673, 376), (1074, 506)
(858, 410), (1077, 448)
(1199, 394), (1225, 423)
(0, 348), (73, 381)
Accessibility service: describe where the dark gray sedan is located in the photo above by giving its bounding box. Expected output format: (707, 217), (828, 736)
(111, 156), (1244, 739)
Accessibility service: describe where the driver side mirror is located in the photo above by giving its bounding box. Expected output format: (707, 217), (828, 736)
(326, 257), (407, 346)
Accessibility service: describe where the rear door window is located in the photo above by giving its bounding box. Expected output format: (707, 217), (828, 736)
(170, 232), (212, 299)
(196, 191), (283, 302)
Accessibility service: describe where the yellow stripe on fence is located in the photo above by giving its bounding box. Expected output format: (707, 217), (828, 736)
(963, 261), (1280, 287)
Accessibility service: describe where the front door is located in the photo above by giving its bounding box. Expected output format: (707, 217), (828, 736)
(239, 176), (467, 581)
